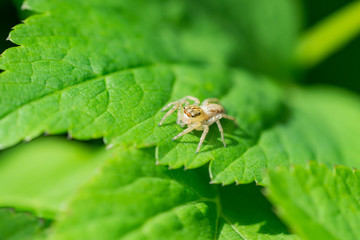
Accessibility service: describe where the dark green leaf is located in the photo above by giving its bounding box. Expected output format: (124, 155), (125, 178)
(50, 148), (297, 240)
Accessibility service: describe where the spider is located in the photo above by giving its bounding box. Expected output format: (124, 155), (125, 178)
(158, 96), (236, 153)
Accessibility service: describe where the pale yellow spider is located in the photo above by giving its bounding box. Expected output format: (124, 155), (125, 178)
(158, 96), (236, 153)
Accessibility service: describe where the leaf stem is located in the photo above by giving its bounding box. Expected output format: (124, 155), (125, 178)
(296, 1), (360, 68)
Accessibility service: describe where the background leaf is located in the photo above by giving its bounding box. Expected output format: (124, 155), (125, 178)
(0, 0), (18, 55)
(0, 208), (48, 240)
(0, 137), (105, 218)
(266, 162), (360, 240)
(300, 0), (360, 93)
(50, 148), (297, 240)
(193, 0), (300, 78)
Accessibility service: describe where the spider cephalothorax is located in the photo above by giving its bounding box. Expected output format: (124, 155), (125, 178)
(158, 96), (236, 153)
(182, 105), (204, 124)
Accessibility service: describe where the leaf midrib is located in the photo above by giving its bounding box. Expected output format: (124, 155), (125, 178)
(0, 62), (158, 121)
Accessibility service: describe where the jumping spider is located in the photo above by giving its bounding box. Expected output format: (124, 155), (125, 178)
(158, 96), (236, 153)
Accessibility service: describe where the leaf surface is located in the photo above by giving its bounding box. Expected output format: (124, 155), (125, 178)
(50, 148), (297, 240)
(0, 137), (105, 218)
(1, 0), (358, 186)
(209, 87), (360, 185)
(0, 0), (295, 185)
(0, 0), (297, 147)
(267, 162), (360, 240)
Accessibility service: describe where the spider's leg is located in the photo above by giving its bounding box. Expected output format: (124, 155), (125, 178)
(196, 125), (209, 153)
(161, 101), (177, 111)
(159, 104), (179, 126)
(201, 98), (219, 106)
(222, 114), (237, 126)
(176, 103), (183, 125)
(205, 114), (221, 126)
(183, 96), (200, 105)
(216, 120), (226, 147)
(172, 122), (201, 141)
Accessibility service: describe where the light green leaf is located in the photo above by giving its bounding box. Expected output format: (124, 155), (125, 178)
(0, 137), (105, 218)
(50, 148), (297, 240)
(0, 208), (47, 240)
(267, 162), (360, 240)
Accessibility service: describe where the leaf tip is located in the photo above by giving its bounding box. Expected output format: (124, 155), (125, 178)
(24, 136), (32, 142)
(106, 144), (114, 150)
(261, 187), (269, 197)
(21, 2), (32, 11)
(67, 132), (73, 140)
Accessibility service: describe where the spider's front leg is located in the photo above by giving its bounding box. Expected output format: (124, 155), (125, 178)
(159, 103), (180, 126)
(196, 125), (209, 153)
(172, 122), (201, 141)
(161, 96), (200, 112)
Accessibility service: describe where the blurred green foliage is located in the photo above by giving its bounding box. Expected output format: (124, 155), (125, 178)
(0, 0), (18, 54)
(301, 0), (360, 93)
(0, 0), (359, 239)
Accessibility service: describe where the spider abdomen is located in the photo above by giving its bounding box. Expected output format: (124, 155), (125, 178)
(201, 103), (225, 120)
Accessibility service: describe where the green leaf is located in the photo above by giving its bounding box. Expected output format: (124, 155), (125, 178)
(267, 162), (360, 240)
(2, 0), (358, 186)
(0, 0), (298, 148)
(156, 70), (284, 171)
(0, 137), (105, 218)
(0, 0), (291, 185)
(209, 86), (360, 185)
(0, 208), (47, 240)
(0, 0), (236, 148)
(50, 148), (297, 240)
